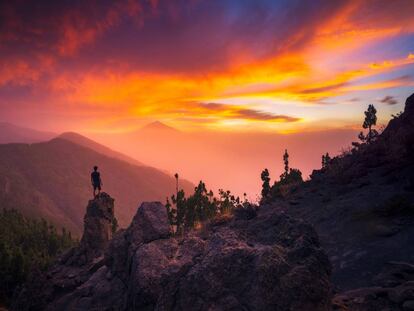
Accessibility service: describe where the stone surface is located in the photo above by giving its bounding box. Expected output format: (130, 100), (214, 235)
(332, 261), (414, 311)
(403, 300), (414, 311)
(80, 192), (115, 260)
(13, 196), (332, 310)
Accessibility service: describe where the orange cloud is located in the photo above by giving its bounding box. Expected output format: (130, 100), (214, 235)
(1, 0), (414, 133)
(43, 48), (413, 132)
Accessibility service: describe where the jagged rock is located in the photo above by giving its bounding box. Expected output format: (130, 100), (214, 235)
(13, 196), (332, 310)
(126, 201), (170, 246)
(58, 192), (117, 267)
(80, 192), (116, 261)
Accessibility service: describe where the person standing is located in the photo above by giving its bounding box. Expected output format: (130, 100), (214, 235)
(91, 166), (102, 197)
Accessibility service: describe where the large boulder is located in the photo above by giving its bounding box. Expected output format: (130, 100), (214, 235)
(14, 197), (332, 311)
(153, 210), (332, 311)
(126, 201), (171, 247)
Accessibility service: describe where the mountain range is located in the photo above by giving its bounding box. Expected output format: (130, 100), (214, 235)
(0, 122), (56, 144)
(0, 133), (193, 236)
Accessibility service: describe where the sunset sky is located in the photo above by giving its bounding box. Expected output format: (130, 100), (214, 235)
(1, 0), (413, 134)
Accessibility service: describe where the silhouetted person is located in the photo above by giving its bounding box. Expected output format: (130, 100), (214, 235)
(91, 166), (102, 197)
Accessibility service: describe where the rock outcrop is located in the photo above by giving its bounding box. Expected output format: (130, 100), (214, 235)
(13, 195), (332, 310)
(79, 193), (116, 261)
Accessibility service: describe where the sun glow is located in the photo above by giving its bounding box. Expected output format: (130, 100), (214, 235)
(0, 0), (413, 133)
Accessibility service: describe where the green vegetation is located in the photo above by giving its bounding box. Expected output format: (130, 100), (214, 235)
(166, 178), (244, 234)
(0, 209), (77, 306)
(260, 149), (303, 203)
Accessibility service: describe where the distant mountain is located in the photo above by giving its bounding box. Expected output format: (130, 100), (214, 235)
(59, 132), (144, 166)
(0, 122), (55, 144)
(139, 121), (179, 133)
(0, 138), (194, 236)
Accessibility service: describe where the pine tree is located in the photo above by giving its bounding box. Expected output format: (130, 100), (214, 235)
(174, 173), (179, 194)
(171, 189), (186, 234)
(322, 152), (331, 168)
(260, 169), (271, 201)
(281, 149), (289, 180)
(0, 209), (76, 306)
(167, 179), (240, 233)
(165, 197), (173, 225)
(358, 104), (378, 144)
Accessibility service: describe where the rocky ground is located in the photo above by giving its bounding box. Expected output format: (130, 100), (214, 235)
(13, 193), (332, 311)
(332, 261), (414, 311)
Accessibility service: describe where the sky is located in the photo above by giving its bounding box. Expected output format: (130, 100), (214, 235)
(1, 0), (414, 134)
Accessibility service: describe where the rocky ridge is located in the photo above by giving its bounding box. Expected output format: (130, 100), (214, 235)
(272, 93), (414, 310)
(13, 193), (332, 310)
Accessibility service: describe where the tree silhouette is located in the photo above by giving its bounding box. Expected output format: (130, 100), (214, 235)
(279, 149), (302, 184)
(265, 150), (304, 199)
(260, 169), (271, 201)
(280, 149), (289, 180)
(358, 104), (378, 144)
(171, 189), (187, 234)
(165, 197), (175, 230)
(167, 180), (241, 234)
(322, 152), (331, 168)
(174, 173), (179, 196)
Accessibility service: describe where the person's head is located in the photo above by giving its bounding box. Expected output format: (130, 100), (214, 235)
(93, 166), (98, 171)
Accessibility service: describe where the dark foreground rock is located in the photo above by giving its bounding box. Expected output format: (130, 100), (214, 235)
(13, 194), (332, 310)
(332, 262), (414, 311)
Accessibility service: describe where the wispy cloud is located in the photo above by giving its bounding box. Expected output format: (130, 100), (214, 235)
(379, 95), (398, 105)
(198, 103), (300, 122)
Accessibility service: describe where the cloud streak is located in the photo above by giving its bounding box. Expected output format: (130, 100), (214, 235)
(380, 95), (398, 105)
(198, 103), (300, 122)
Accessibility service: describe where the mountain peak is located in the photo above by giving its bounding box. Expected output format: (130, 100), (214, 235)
(140, 121), (178, 132)
(59, 131), (85, 139)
